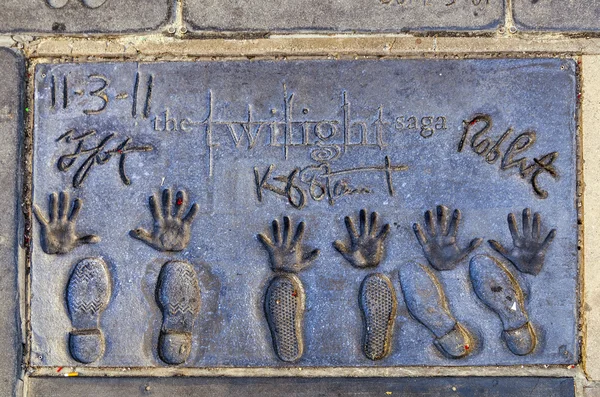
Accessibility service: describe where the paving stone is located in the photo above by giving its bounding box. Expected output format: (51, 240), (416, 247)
(584, 381), (600, 397)
(183, 0), (503, 33)
(582, 55), (600, 381)
(30, 59), (578, 369)
(0, 48), (24, 396)
(0, 0), (170, 34)
(27, 376), (576, 397)
(513, 0), (600, 31)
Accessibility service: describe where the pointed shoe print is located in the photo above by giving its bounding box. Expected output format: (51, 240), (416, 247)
(66, 258), (111, 364)
(156, 261), (201, 365)
(81, 0), (108, 8)
(469, 254), (536, 356)
(264, 274), (306, 362)
(399, 261), (472, 359)
(359, 273), (397, 360)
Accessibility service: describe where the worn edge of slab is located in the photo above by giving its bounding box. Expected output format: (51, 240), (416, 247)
(0, 47), (25, 397)
(25, 376), (576, 397)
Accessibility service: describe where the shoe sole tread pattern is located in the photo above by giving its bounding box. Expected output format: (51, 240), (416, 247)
(156, 261), (201, 365)
(359, 273), (397, 361)
(265, 274), (305, 363)
(66, 257), (111, 364)
(469, 255), (536, 356)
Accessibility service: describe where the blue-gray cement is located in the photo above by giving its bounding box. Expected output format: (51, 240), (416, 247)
(184, 0), (503, 33)
(0, 48), (23, 395)
(0, 0), (170, 34)
(27, 377), (576, 397)
(31, 59), (578, 368)
(513, 0), (600, 32)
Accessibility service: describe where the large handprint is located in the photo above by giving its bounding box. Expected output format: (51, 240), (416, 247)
(130, 188), (199, 252)
(413, 205), (482, 271)
(258, 216), (320, 273)
(488, 208), (556, 275)
(333, 209), (391, 268)
(33, 191), (100, 255)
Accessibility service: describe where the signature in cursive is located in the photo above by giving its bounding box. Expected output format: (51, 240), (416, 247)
(56, 129), (153, 188)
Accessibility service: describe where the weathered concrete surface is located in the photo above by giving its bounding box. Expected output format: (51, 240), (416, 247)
(583, 55), (600, 381)
(513, 0), (600, 32)
(26, 36), (600, 60)
(30, 59), (577, 369)
(584, 381), (600, 397)
(184, 0), (502, 33)
(26, 376), (576, 397)
(0, 0), (170, 34)
(0, 48), (23, 396)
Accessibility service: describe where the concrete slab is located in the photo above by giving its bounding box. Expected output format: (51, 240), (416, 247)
(583, 55), (600, 380)
(30, 59), (578, 369)
(26, 376), (576, 397)
(183, 0), (503, 33)
(513, 0), (600, 32)
(0, 0), (170, 34)
(0, 48), (24, 396)
(584, 381), (600, 397)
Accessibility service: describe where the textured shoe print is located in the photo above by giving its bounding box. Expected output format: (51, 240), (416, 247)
(470, 254), (536, 356)
(66, 258), (111, 364)
(359, 273), (397, 360)
(399, 261), (473, 359)
(156, 261), (201, 365)
(264, 274), (305, 362)
(46, 0), (108, 8)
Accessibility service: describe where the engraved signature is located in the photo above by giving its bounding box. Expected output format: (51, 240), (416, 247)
(56, 129), (153, 188)
(459, 114), (558, 199)
(254, 155), (408, 209)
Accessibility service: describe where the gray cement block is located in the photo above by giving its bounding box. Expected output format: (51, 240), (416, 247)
(585, 381), (600, 397)
(513, 0), (600, 32)
(31, 59), (578, 369)
(0, 48), (23, 396)
(0, 0), (171, 34)
(26, 376), (576, 397)
(183, 0), (503, 33)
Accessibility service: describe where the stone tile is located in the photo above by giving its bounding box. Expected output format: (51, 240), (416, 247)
(183, 0), (503, 33)
(27, 376), (576, 397)
(513, 0), (600, 31)
(583, 55), (600, 380)
(0, 48), (24, 396)
(31, 59), (578, 369)
(0, 0), (171, 34)
(584, 381), (600, 397)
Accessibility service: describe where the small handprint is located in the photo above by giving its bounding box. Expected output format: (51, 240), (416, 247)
(47, 0), (108, 9)
(413, 205), (482, 271)
(333, 209), (391, 269)
(258, 216), (320, 273)
(33, 191), (100, 255)
(488, 208), (556, 275)
(130, 188), (199, 252)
